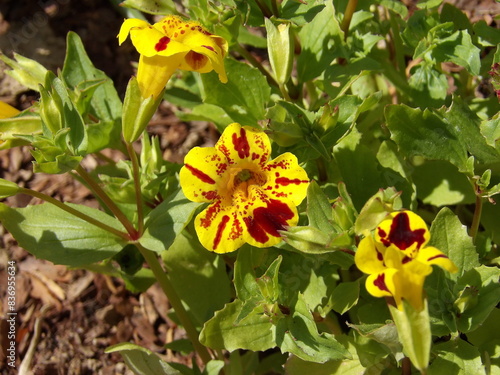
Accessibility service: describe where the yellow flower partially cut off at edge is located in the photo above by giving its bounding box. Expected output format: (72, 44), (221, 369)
(118, 15), (228, 99)
(0, 101), (20, 119)
(355, 210), (457, 311)
(180, 123), (310, 253)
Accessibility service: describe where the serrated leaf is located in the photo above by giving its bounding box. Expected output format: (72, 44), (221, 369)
(200, 299), (276, 352)
(330, 281), (359, 315)
(0, 202), (126, 266)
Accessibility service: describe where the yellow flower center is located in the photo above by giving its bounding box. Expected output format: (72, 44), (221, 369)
(221, 167), (266, 203)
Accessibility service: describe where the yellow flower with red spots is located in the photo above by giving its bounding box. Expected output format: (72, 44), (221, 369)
(180, 123), (310, 253)
(118, 15), (228, 99)
(355, 210), (457, 311)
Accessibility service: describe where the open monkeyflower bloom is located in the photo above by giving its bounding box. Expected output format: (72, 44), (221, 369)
(355, 210), (458, 311)
(180, 123), (310, 253)
(118, 15), (228, 99)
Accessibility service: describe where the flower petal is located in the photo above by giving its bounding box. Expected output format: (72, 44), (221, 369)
(416, 246), (458, 274)
(261, 152), (309, 206)
(396, 260), (432, 310)
(136, 55), (180, 99)
(180, 146), (228, 203)
(366, 268), (398, 298)
(241, 187), (298, 248)
(118, 18), (149, 45)
(0, 101), (20, 119)
(376, 211), (430, 256)
(195, 200), (246, 253)
(216, 123), (271, 167)
(355, 235), (387, 275)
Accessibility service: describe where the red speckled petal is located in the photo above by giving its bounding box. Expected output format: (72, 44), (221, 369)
(261, 152), (309, 206)
(179, 146), (228, 203)
(216, 123), (271, 167)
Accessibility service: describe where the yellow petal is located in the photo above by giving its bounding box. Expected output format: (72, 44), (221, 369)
(216, 123), (271, 167)
(395, 261), (431, 311)
(0, 102), (20, 119)
(376, 210), (430, 257)
(241, 187), (298, 248)
(136, 55), (180, 99)
(365, 268), (398, 298)
(180, 146), (227, 203)
(261, 152), (309, 206)
(195, 201), (246, 253)
(118, 18), (149, 45)
(416, 246), (458, 274)
(355, 235), (387, 275)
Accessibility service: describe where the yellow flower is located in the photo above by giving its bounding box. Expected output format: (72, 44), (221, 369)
(355, 210), (457, 311)
(118, 15), (228, 99)
(180, 123), (310, 253)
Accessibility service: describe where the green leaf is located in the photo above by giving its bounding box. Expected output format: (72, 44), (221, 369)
(297, 1), (345, 82)
(455, 265), (500, 333)
(61, 32), (122, 148)
(105, 342), (185, 375)
(433, 30), (481, 76)
(408, 63), (448, 107)
(428, 338), (485, 375)
(162, 231), (232, 328)
(201, 58), (271, 127)
(329, 281), (359, 315)
(385, 104), (469, 171)
(0, 52), (48, 91)
(413, 161), (475, 206)
(0, 202), (126, 266)
(276, 293), (351, 363)
(306, 181), (334, 233)
(429, 207), (479, 278)
(200, 299), (277, 352)
(139, 189), (200, 253)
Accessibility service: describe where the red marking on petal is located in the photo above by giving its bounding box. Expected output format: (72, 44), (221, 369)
(155, 36), (170, 52)
(185, 164), (216, 184)
(381, 212), (426, 250)
(202, 45), (215, 52)
(213, 215), (230, 250)
(402, 255), (413, 264)
(378, 228), (386, 238)
(202, 191), (218, 200)
(244, 199), (294, 243)
(427, 254), (448, 262)
(275, 177), (309, 186)
(374, 273), (390, 292)
(232, 128), (250, 159)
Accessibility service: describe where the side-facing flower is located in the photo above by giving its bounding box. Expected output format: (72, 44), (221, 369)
(180, 123), (309, 253)
(355, 210), (457, 311)
(118, 15), (228, 99)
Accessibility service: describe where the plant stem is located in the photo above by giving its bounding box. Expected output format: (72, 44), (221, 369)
(470, 193), (483, 243)
(135, 243), (213, 364)
(388, 10), (407, 79)
(20, 188), (129, 241)
(340, 0), (358, 38)
(126, 141), (144, 236)
(75, 164), (138, 239)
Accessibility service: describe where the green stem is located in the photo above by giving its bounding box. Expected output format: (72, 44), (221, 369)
(19, 188), (129, 241)
(233, 44), (280, 88)
(126, 142), (144, 235)
(340, 0), (358, 38)
(388, 10), (407, 79)
(470, 193), (483, 243)
(135, 243), (213, 364)
(75, 165), (138, 239)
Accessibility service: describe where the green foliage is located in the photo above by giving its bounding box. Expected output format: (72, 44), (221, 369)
(1, 0), (499, 374)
